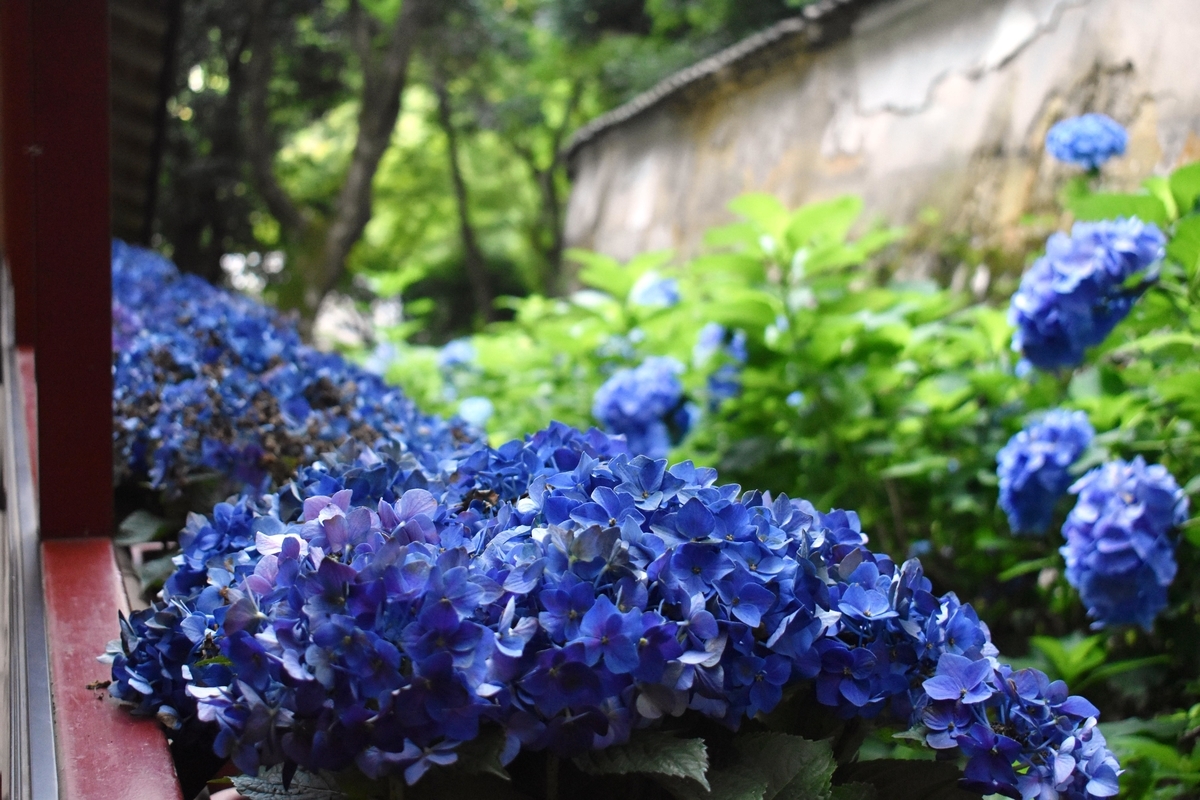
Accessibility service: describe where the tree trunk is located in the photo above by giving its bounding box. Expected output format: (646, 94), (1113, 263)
(243, 0), (427, 323)
(508, 78), (583, 296)
(434, 79), (494, 323)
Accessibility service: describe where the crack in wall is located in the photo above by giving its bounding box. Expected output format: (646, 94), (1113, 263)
(851, 0), (1093, 118)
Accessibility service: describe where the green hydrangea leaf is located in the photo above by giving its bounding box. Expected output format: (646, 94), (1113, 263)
(573, 731), (710, 790)
(1169, 162), (1200, 214)
(833, 760), (981, 800)
(830, 783), (876, 800)
(1067, 192), (1169, 226)
(734, 733), (837, 800)
(656, 772), (766, 800)
(1167, 214), (1200, 276)
(231, 765), (347, 799)
(659, 733), (836, 800)
(453, 727), (512, 780)
(115, 509), (170, 545)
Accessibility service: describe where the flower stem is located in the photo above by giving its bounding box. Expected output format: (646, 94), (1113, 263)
(546, 754), (560, 800)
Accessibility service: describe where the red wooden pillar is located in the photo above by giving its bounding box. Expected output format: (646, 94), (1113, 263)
(1, 0), (114, 538)
(2, 5), (183, 796)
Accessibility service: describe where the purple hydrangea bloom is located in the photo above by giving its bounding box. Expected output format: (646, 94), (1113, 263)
(592, 356), (689, 457)
(1010, 218), (1165, 370)
(1046, 113), (1128, 171)
(997, 409), (1094, 534)
(1061, 456), (1189, 629)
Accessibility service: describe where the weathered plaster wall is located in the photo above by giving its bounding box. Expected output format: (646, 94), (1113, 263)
(565, 0), (1200, 264)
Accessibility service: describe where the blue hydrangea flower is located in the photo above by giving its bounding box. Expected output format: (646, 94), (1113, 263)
(592, 357), (688, 457)
(997, 409), (1094, 534)
(1010, 218), (1165, 370)
(437, 338), (476, 369)
(110, 241), (478, 497)
(628, 272), (680, 308)
(457, 396), (494, 429)
(693, 323), (748, 407)
(110, 422), (1119, 797)
(1046, 114), (1128, 170)
(109, 251), (1120, 798)
(1061, 457), (1189, 629)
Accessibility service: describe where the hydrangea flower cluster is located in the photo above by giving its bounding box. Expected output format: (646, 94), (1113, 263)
(1061, 457), (1189, 630)
(628, 272), (680, 308)
(921, 661), (1119, 798)
(1045, 114), (1128, 171)
(592, 356), (695, 458)
(693, 323), (748, 407)
(112, 242), (477, 495)
(107, 421), (1120, 799)
(997, 410), (1095, 534)
(1009, 218), (1166, 370)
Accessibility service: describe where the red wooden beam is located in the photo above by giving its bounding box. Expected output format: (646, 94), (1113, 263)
(0, 0), (37, 346)
(42, 538), (183, 800)
(1, 0), (114, 537)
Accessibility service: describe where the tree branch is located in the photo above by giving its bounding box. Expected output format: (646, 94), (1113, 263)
(243, 0), (307, 237)
(315, 0), (426, 307)
(548, 78), (585, 169)
(505, 78), (584, 293)
(434, 78), (494, 322)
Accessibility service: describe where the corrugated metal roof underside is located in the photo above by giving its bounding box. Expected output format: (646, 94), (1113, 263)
(110, 0), (174, 243)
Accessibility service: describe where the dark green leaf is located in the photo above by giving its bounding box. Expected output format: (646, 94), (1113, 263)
(734, 733), (837, 800)
(658, 772), (766, 800)
(878, 456), (952, 480)
(1075, 656), (1171, 692)
(453, 727), (512, 780)
(115, 510), (170, 546)
(231, 765), (347, 799)
(829, 783), (876, 800)
(997, 556), (1058, 582)
(833, 760), (980, 800)
(574, 731), (710, 790)
(138, 554), (177, 593)
(1029, 635), (1106, 685)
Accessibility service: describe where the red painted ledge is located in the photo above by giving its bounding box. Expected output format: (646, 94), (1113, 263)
(16, 345), (37, 487)
(42, 538), (183, 800)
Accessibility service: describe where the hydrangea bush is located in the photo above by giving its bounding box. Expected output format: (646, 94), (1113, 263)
(109, 117), (1200, 798)
(108, 417), (1121, 799)
(363, 129), (1200, 797)
(112, 242), (478, 498)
